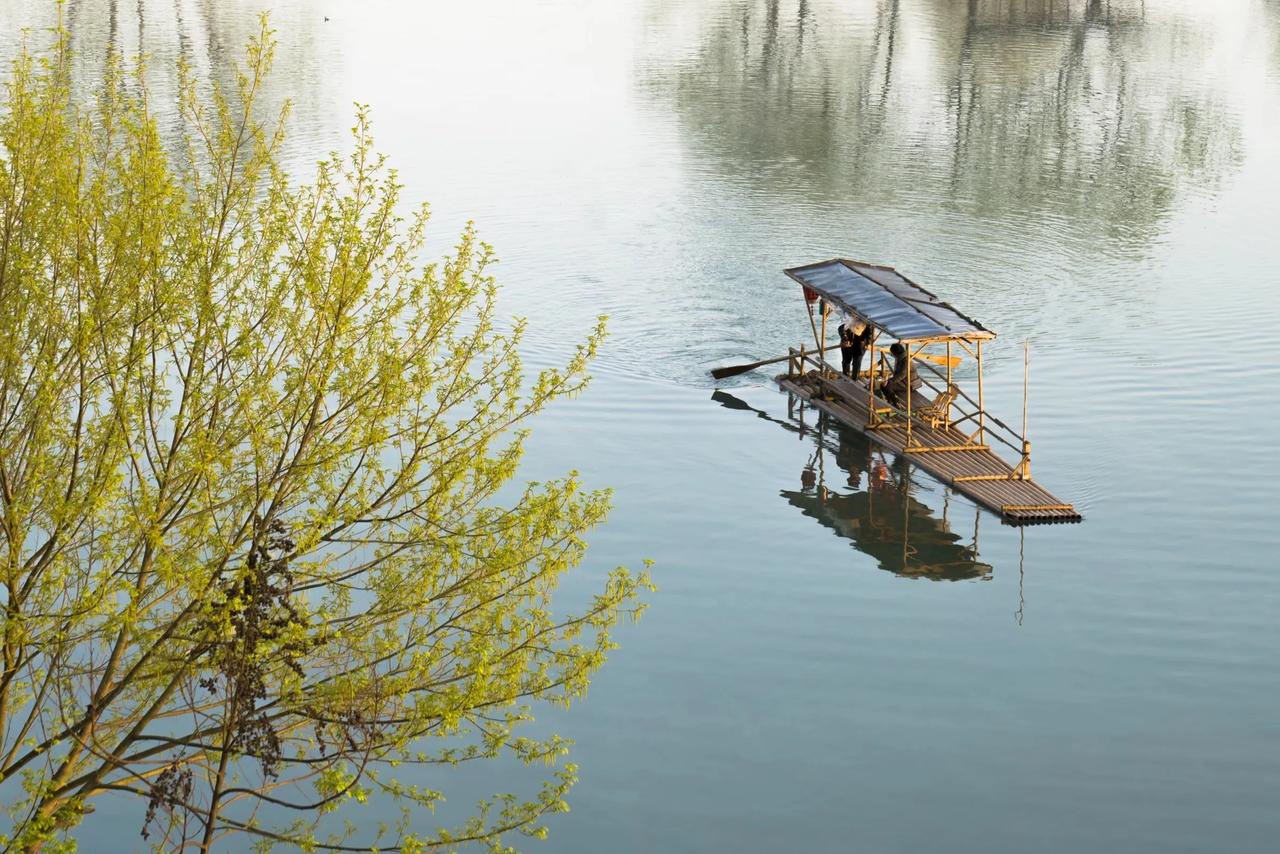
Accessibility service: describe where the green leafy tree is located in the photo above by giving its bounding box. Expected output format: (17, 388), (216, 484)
(0, 19), (649, 852)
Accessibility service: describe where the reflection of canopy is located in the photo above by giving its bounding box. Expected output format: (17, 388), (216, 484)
(782, 488), (992, 581)
(784, 259), (994, 342)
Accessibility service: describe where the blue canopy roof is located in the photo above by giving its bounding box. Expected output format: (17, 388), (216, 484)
(784, 259), (994, 342)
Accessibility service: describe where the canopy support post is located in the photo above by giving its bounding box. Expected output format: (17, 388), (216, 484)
(806, 298), (822, 363)
(866, 329), (879, 428)
(820, 303), (828, 373)
(977, 339), (985, 445)
(905, 344), (914, 449)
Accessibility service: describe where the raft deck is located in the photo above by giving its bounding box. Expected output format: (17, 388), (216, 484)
(778, 370), (1081, 526)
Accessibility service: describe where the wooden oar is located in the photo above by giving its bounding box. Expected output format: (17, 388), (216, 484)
(711, 345), (960, 380)
(710, 345), (840, 380)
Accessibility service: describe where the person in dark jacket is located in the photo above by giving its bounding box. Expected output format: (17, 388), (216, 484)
(838, 321), (872, 379)
(837, 323), (856, 377)
(852, 324), (871, 379)
(884, 341), (922, 406)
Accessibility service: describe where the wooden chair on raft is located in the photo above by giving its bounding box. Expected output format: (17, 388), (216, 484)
(916, 384), (958, 429)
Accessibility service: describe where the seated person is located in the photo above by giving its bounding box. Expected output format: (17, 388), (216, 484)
(883, 342), (922, 406)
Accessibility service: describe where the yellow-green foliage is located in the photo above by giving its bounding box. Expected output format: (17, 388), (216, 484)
(0, 17), (649, 853)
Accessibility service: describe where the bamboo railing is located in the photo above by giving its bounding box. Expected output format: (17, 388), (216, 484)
(786, 344), (1032, 480)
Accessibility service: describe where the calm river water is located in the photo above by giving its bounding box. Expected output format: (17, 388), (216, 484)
(4, 1), (1280, 851)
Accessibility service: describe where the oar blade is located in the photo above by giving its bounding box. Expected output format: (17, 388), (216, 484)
(710, 362), (763, 380)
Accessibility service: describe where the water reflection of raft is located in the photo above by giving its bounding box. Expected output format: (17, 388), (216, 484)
(713, 390), (992, 581)
(778, 259), (1081, 525)
(782, 489), (991, 581)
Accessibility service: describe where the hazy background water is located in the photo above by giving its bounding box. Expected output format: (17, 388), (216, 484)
(3, 1), (1279, 851)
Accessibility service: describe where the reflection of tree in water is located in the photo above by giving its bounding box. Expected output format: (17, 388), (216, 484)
(942, 0), (1243, 245)
(712, 391), (991, 581)
(641, 0), (1244, 249)
(0, 0), (337, 167)
(1271, 0), (1280, 80)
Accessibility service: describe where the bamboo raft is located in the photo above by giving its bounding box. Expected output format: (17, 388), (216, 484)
(772, 259), (1081, 526)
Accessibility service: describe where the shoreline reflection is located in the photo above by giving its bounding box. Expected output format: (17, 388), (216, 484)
(642, 0), (1246, 254)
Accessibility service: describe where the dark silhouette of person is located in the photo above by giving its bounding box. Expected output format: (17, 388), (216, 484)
(884, 342), (921, 406)
(835, 432), (870, 490)
(801, 465), (817, 491)
(852, 325), (871, 379)
(838, 321), (872, 379)
(837, 323), (855, 376)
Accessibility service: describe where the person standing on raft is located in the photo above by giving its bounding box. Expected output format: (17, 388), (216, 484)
(838, 320), (872, 379)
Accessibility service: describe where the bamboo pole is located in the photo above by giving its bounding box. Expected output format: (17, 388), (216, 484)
(1020, 338), (1032, 480)
(1002, 503), (1074, 513)
(806, 299), (821, 358)
(977, 339), (985, 444)
(905, 343), (913, 449)
(1023, 340), (1028, 434)
(867, 329), (879, 427)
(820, 304), (828, 374)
